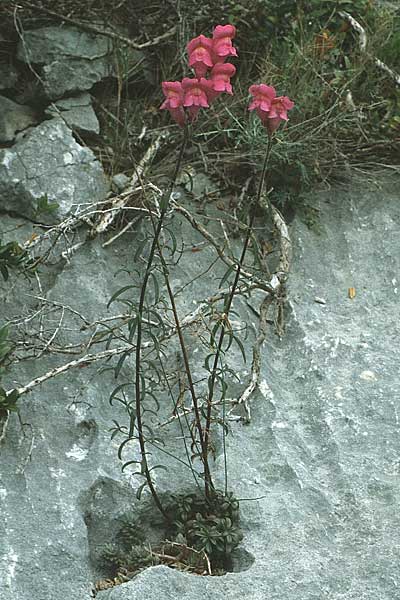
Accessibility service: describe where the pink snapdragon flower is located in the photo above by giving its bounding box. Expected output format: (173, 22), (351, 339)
(266, 96), (295, 133)
(249, 84), (294, 134)
(182, 77), (213, 107)
(212, 24), (237, 62)
(187, 35), (214, 78)
(160, 81), (185, 127)
(161, 24), (237, 126)
(210, 63), (236, 94)
(182, 77), (214, 121)
(248, 84), (276, 117)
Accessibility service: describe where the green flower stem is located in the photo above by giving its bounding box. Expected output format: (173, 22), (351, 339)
(204, 135), (274, 472)
(154, 239), (214, 499)
(133, 126), (189, 519)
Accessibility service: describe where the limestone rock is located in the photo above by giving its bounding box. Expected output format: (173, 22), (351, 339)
(16, 25), (113, 99)
(45, 93), (100, 134)
(0, 95), (38, 143)
(0, 176), (399, 600)
(0, 118), (109, 221)
(111, 172), (130, 192)
(0, 62), (19, 90)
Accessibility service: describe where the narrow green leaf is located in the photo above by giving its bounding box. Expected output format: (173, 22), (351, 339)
(117, 436), (135, 460)
(219, 264), (235, 288)
(107, 285), (136, 308)
(149, 271), (160, 304)
(0, 326), (8, 343)
(114, 352), (128, 379)
(232, 334), (247, 363)
(109, 383), (131, 406)
(136, 481), (148, 500)
(148, 464), (168, 473)
(134, 237), (149, 263)
(128, 316), (138, 342)
(121, 459), (141, 472)
(204, 352), (216, 372)
(166, 227), (177, 254)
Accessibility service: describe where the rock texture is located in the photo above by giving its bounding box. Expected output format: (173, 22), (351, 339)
(16, 25), (113, 99)
(0, 118), (108, 221)
(0, 95), (38, 143)
(45, 93), (100, 134)
(0, 175), (399, 600)
(16, 25), (145, 100)
(0, 62), (18, 90)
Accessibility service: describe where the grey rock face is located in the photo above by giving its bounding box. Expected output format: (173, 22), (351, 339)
(16, 25), (113, 99)
(0, 62), (19, 90)
(0, 118), (108, 221)
(111, 172), (130, 192)
(0, 175), (399, 600)
(0, 95), (38, 143)
(18, 26), (112, 99)
(45, 93), (100, 134)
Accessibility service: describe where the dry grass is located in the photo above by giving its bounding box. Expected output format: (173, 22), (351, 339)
(0, 0), (398, 207)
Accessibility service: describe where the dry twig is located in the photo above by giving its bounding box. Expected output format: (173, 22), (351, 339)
(229, 203), (292, 422)
(172, 200), (276, 294)
(16, 2), (177, 51)
(15, 346), (133, 397)
(340, 10), (400, 86)
(91, 135), (165, 236)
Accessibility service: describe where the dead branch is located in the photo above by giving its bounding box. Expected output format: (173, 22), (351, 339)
(271, 205), (292, 281)
(229, 203), (292, 422)
(91, 135), (164, 236)
(172, 200), (276, 294)
(0, 412), (10, 445)
(340, 10), (400, 86)
(15, 346), (133, 397)
(229, 295), (273, 422)
(16, 2), (177, 51)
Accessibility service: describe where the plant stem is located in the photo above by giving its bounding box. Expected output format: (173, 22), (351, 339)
(154, 239), (213, 499)
(204, 135), (274, 475)
(133, 127), (188, 519)
(143, 181), (211, 497)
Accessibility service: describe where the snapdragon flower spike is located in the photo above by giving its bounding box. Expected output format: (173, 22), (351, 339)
(210, 63), (236, 94)
(187, 34), (214, 78)
(212, 24), (237, 62)
(160, 81), (186, 127)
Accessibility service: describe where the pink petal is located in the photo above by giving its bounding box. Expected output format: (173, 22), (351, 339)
(248, 100), (258, 111)
(259, 99), (272, 111)
(249, 84), (260, 96)
(213, 39), (237, 57)
(187, 34), (213, 55)
(211, 77), (232, 93)
(266, 117), (282, 134)
(258, 84), (276, 98)
(170, 107), (186, 127)
(162, 81), (182, 94)
(187, 106), (200, 122)
(181, 77), (199, 90)
(211, 63), (236, 78)
(282, 96), (295, 110)
(256, 107), (269, 125)
(213, 24), (236, 39)
(191, 63), (209, 78)
(188, 48), (214, 68)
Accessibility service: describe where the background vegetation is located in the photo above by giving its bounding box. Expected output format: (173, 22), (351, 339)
(0, 0), (399, 214)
